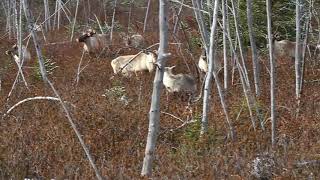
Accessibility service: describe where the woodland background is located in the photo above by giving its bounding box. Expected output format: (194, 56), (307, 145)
(0, 0), (320, 179)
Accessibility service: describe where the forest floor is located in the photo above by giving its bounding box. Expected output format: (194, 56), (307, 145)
(0, 4), (320, 179)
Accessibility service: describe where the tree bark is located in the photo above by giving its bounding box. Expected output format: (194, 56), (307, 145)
(230, 0), (250, 86)
(43, 0), (51, 31)
(266, 0), (276, 147)
(295, 0), (302, 103)
(70, 0), (79, 41)
(143, 0), (151, 33)
(192, 0), (209, 48)
(246, 0), (260, 97)
(222, 0), (228, 90)
(110, 0), (118, 44)
(141, 0), (170, 176)
(201, 0), (219, 135)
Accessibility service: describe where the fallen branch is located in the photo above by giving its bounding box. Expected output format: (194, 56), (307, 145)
(161, 111), (184, 123)
(2, 96), (74, 119)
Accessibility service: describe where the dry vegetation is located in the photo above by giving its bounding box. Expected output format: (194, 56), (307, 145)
(0, 1), (319, 179)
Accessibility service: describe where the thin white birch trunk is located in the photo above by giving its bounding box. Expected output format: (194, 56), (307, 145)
(192, 0), (209, 48)
(173, 0), (184, 34)
(300, 3), (311, 94)
(266, 0), (276, 147)
(222, 0), (228, 90)
(57, 0), (62, 29)
(246, 0), (260, 97)
(70, 0), (79, 41)
(141, 0), (170, 176)
(110, 0), (118, 44)
(143, 0), (151, 33)
(295, 0), (302, 102)
(230, 0), (250, 86)
(201, 0), (219, 135)
(225, 17), (261, 131)
(14, 0), (28, 88)
(43, 0), (51, 31)
(53, 0), (58, 29)
(127, 0), (134, 33)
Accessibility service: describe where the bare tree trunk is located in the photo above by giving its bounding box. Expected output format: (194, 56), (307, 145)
(57, 0), (61, 29)
(13, 0), (29, 88)
(300, 3), (311, 94)
(173, 0), (184, 34)
(295, 0), (302, 105)
(141, 0), (170, 176)
(110, 0), (118, 44)
(192, 0), (209, 48)
(143, 0), (151, 33)
(23, 0), (103, 179)
(53, 0), (58, 29)
(70, 0), (79, 41)
(222, 0), (228, 90)
(230, 0), (262, 130)
(230, 0), (250, 86)
(246, 0), (260, 97)
(201, 0), (219, 135)
(43, 0), (51, 31)
(206, 0), (212, 27)
(87, 0), (91, 19)
(127, 0), (134, 33)
(266, 0), (276, 147)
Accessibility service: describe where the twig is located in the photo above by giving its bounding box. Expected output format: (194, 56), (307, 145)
(170, 0), (209, 14)
(75, 49), (86, 85)
(170, 119), (197, 131)
(161, 111), (184, 123)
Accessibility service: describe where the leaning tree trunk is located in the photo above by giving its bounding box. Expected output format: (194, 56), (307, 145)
(230, 0), (250, 86)
(141, 0), (170, 176)
(299, 2), (311, 95)
(230, 0), (262, 130)
(173, 0), (184, 34)
(246, 0), (260, 97)
(192, 0), (209, 48)
(201, 0), (220, 135)
(222, 0), (228, 90)
(143, 0), (151, 33)
(266, 0), (276, 147)
(23, 0), (103, 179)
(70, 0), (79, 41)
(295, 0), (302, 106)
(43, 0), (51, 31)
(110, 0), (118, 44)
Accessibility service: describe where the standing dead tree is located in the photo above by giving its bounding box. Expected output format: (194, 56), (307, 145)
(141, 0), (170, 176)
(110, 0), (118, 44)
(295, 0), (303, 111)
(43, 0), (51, 31)
(230, 0), (265, 130)
(222, 0), (228, 90)
(191, 0), (234, 138)
(266, 0), (276, 147)
(22, 0), (103, 179)
(70, 0), (80, 41)
(143, 0), (152, 33)
(246, 0), (260, 97)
